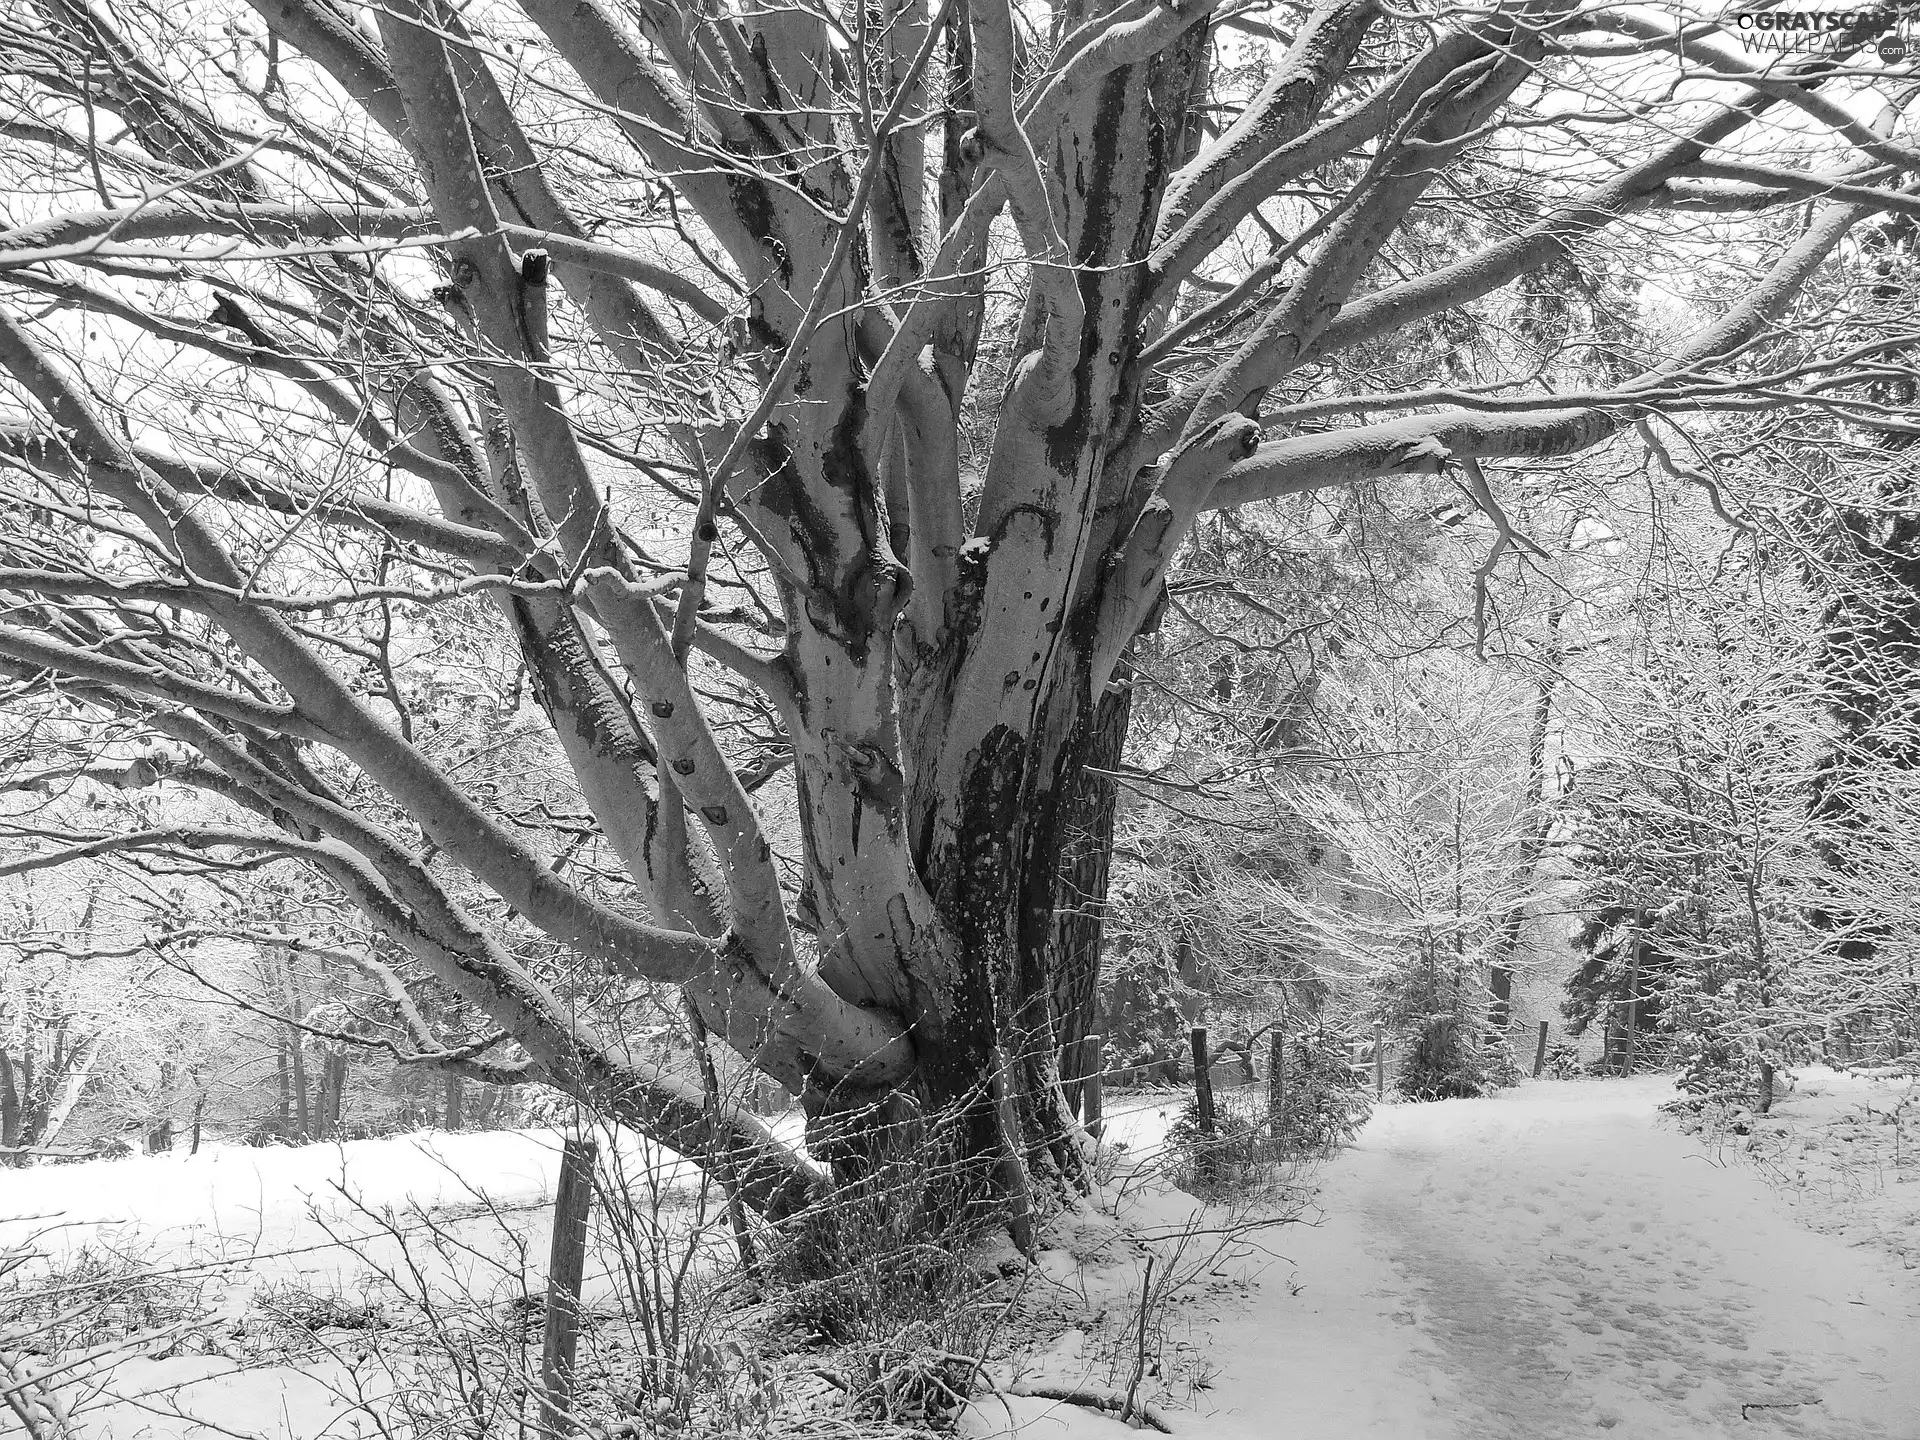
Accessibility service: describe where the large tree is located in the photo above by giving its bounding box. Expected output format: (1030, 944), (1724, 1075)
(0, 0), (1914, 1225)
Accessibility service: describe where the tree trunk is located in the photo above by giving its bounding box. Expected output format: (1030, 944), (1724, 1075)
(291, 1044), (312, 1138)
(18, 1029), (34, 1147)
(282, 956), (312, 1139)
(881, 656), (1132, 1215)
(149, 1059), (176, 1153)
(1049, 676), (1133, 1120)
(1489, 603), (1566, 1032)
(444, 1074), (464, 1132)
(1624, 910), (1645, 1077)
(1268, 1029), (1286, 1141)
(321, 1052), (347, 1138)
(275, 1034), (292, 1134)
(39, 1039), (98, 1150)
(0, 1052), (19, 1162)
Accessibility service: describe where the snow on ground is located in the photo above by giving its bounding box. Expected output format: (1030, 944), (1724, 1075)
(1694, 1065), (1919, 1272)
(971, 1072), (1920, 1440)
(0, 1127), (736, 1436)
(7, 1075), (1918, 1438)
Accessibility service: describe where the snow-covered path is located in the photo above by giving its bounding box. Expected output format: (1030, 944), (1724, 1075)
(1197, 1075), (1920, 1439)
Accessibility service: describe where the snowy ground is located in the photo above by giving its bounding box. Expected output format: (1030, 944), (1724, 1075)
(0, 1128), (730, 1436)
(975, 1069), (1920, 1440)
(1694, 1066), (1919, 1273)
(5, 1071), (1916, 1438)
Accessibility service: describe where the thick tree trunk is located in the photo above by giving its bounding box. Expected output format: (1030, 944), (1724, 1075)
(1050, 676), (1133, 1120)
(927, 664), (1122, 1204)
(830, 659), (1120, 1220)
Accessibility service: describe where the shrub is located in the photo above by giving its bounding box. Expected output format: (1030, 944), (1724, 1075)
(251, 1279), (388, 1341)
(1395, 1016), (1516, 1101)
(1269, 1030), (1372, 1156)
(1543, 1041), (1584, 1079)
(761, 1120), (999, 1430)
(0, 1241), (204, 1354)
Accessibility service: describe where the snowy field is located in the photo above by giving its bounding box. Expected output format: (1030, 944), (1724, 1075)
(0, 1128), (732, 1436)
(3, 1070), (1915, 1438)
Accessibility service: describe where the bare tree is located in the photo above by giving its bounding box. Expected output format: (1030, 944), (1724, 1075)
(0, 0), (1915, 1223)
(0, 875), (127, 1155)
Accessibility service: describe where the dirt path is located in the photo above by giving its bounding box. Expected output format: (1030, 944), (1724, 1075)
(1191, 1076), (1920, 1439)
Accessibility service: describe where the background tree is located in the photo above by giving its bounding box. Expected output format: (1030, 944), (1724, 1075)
(1561, 508), (1920, 1101)
(1270, 658), (1548, 1097)
(1, 0), (1916, 1229)
(0, 878), (114, 1156)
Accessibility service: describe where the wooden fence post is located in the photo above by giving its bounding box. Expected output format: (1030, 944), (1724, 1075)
(1191, 1027), (1216, 1182)
(1190, 1028), (1216, 1133)
(541, 1136), (597, 1439)
(1084, 1034), (1104, 1141)
(1532, 1020), (1550, 1079)
(1268, 1029), (1286, 1142)
(1373, 1022), (1385, 1100)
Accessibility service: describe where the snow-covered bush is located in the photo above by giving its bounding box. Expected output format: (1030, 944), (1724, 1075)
(1393, 1016), (1515, 1102)
(1167, 1095), (1272, 1198)
(1269, 1029), (1372, 1155)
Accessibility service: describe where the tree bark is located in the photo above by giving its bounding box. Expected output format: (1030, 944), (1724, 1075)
(1050, 676), (1133, 1120)
(1489, 601), (1567, 1031)
(39, 1039), (97, 1150)
(0, 1052), (19, 1157)
(274, 1034), (291, 1135)
(323, 1052), (347, 1138)
(283, 956), (312, 1139)
(1624, 909), (1645, 1077)
(1269, 1029), (1286, 1141)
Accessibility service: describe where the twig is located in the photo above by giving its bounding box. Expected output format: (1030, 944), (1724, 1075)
(1013, 1380), (1177, 1433)
(1122, 1254), (1155, 1427)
